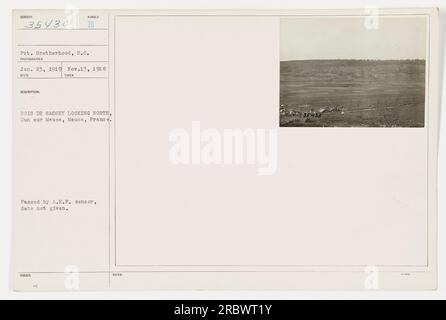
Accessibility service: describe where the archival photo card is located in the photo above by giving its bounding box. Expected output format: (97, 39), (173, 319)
(280, 16), (427, 127)
(11, 8), (438, 291)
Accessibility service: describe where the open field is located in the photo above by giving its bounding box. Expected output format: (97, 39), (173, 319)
(280, 60), (426, 127)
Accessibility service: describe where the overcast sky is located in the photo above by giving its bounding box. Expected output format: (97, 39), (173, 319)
(280, 16), (427, 61)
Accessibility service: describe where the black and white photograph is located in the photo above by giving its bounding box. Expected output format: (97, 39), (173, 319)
(280, 17), (427, 127)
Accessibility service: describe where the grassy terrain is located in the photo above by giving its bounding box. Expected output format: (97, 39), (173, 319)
(280, 60), (426, 127)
